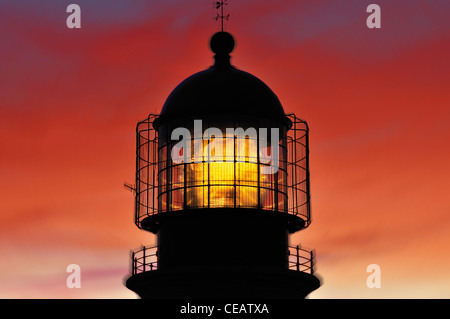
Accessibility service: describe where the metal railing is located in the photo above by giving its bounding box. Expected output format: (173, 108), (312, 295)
(131, 245), (158, 275)
(288, 245), (314, 275)
(131, 244), (314, 275)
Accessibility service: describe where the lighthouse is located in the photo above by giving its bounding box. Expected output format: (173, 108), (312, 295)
(125, 30), (320, 299)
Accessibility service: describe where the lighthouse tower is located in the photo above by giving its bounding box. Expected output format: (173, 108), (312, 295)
(125, 31), (320, 299)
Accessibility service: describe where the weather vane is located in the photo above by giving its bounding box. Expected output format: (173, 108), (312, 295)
(215, 0), (230, 32)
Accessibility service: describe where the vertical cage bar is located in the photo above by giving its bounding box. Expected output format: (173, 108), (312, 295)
(147, 121), (150, 217)
(304, 121), (311, 223)
(152, 119), (156, 215)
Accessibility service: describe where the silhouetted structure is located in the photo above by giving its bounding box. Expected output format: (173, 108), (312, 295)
(126, 31), (320, 299)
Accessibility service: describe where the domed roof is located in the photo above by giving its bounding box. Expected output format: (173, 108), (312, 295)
(155, 32), (289, 128)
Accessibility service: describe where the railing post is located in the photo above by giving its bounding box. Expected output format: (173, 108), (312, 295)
(296, 245), (300, 272)
(287, 247), (290, 270)
(131, 251), (135, 275)
(310, 250), (314, 275)
(156, 249), (159, 269)
(142, 246), (146, 272)
(134, 257), (137, 275)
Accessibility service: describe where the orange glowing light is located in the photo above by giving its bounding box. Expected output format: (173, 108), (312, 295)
(185, 136), (267, 209)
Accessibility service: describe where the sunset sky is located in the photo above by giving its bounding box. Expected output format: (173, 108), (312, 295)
(1, 0), (449, 298)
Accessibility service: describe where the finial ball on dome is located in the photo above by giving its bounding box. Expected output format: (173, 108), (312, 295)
(210, 31), (235, 55)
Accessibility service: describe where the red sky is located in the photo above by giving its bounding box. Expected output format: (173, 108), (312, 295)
(1, 0), (449, 298)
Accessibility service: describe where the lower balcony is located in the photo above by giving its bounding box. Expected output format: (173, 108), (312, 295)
(130, 245), (314, 275)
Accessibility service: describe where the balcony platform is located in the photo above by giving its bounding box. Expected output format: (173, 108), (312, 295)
(126, 265), (320, 299)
